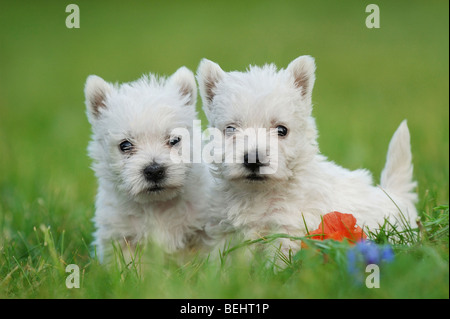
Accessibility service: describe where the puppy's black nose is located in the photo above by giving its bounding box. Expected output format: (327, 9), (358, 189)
(243, 153), (264, 172)
(143, 164), (165, 182)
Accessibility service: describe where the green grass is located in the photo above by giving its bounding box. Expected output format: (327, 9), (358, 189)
(0, 0), (448, 299)
(1, 205), (448, 299)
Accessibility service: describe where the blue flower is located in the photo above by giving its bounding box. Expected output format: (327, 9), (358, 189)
(380, 245), (394, 262)
(347, 240), (394, 276)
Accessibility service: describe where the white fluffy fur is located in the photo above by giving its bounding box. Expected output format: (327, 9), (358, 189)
(197, 56), (418, 258)
(85, 67), (213, 263)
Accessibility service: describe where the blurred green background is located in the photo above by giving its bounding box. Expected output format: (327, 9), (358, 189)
(0, 0), (448, 254)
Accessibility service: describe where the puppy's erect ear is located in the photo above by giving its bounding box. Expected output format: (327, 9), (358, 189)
(84, 75), (112, 120)
(196, 58), (225, 113)
(286, 55), (316, 102)
(170, 66), (197, 106)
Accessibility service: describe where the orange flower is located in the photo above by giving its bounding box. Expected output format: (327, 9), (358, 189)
(303, 211), (367, 247)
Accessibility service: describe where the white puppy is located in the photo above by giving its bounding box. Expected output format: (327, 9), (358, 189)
(85, 67), (212, 263)
(197, 56), (418, 259)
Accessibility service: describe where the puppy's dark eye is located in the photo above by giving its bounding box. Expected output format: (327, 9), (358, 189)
(276, 125), (288, 137)
(119, 140), (133, 153)
(225, 126), (237, 135)
(169, 136), (181, 146)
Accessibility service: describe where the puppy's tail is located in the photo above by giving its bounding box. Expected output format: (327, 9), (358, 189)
(380, 120), (418, 203)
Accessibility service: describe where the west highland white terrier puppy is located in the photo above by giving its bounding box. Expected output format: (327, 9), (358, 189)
(85, 67), (212, 263)
(197, 56), (418, 259)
